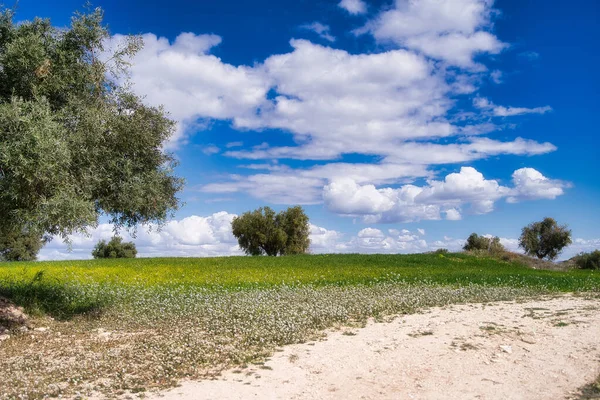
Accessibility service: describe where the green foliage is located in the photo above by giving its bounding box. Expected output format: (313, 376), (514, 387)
(0, 226), (45, 261)
(231, 206), (310, 256)
(92, 236), (137, 259)
(519, 218), (572, 260)
(573, 250), (600, 270)
(277, 206), (311, 255)
(463, 233), (505, 254)
(0, 6), (183, 248)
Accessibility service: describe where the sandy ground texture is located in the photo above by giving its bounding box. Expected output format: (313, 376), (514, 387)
(148, 295), (600, 400)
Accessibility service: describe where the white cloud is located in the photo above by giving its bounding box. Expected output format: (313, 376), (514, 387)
(96, 3), (559, 221)
(38, 212), (243, 260)
(490, 69), (503, 84)
(105, 18), (555, 172)
(203, 162), (429, 204)
(339, 0), (367, 15)
(106, 33), (270, 148)
(202, 145), (220, 155)
(362, 0), (507, 68)
(474, 97), (552, 117)
(323, 166), (566, 223)
(508, 168), (568, 203)
(301, 22), (336, 42)
(445, 208), (462, 221)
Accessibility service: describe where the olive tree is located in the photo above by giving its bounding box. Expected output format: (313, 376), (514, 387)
(0, 226), (45, 261)
(92, 236), (137, 259)
(519, 218), (572, 260)
(463, 233), (504, 253)
(0, 6), (184, 259)
(231, 206), (311, 256)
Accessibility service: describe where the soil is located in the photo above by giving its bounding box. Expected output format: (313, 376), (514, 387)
(147, 295), (600, 400)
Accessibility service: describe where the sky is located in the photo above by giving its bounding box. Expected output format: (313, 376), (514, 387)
(14, 0), (599, 261)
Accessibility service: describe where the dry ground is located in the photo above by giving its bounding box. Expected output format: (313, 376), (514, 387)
(148, 295), (600, 400)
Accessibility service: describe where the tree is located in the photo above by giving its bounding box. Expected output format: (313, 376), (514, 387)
(231, 206), (311, 256)
(573, 250), (600, 270)
(463, 233), (504, 253)
(519, 217), (572, 260)
(277, 206), (310, 255)
(0, 226), (45, 261)
(0, 6), (183, 258)
(92, 236), (137, 259)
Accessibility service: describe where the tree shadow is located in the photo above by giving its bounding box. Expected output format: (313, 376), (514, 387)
(0, 271), (107, 321)
(573, 373), (600, 400)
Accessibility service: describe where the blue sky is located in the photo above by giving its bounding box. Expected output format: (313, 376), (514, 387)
(16, 0), (599, 260)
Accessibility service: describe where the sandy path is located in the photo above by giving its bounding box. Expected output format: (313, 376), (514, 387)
(149, 295), (600, 400)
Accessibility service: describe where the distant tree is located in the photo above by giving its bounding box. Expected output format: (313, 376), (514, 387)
(0, 226), (45, 261)
(0, 6), (183, 255)
(463, 233), (504, 253)
(277, 206), (311, 255)
(573, 250), (600, 270)
(92, 236), (137, 259)
(519, 217), (572, 260)
(231, 206), (311, 256)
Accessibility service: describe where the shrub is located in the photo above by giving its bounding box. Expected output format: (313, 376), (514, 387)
(519, 217), (572, 260)
(92, 236), (137, 259)
(463, 233), (505, 254)
(573, 250), (600, 270)
(434, 248), (449, 254)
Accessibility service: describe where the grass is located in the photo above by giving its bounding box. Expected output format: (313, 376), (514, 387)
(0, 253), (599, 398)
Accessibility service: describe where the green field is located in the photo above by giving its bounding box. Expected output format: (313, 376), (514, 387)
(0, 253), (599, 398)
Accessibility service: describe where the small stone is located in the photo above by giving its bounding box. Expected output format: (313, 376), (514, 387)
(0, 334), (10, 341)
(500, 345), (512, 354)
(34, 327), (49, 332)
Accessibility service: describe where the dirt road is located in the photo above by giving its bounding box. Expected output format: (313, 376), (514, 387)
(149, 295), (600, 400)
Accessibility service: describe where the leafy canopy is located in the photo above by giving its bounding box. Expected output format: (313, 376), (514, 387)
(231, 206), (311, 256)
(463, 233), (504, 254)
(518, 217), (572, 260)
(0, 226), (44, 261)
(573, 250), (600, 270)
(92, 236), (137, 259)
(0, 6), (184, 248)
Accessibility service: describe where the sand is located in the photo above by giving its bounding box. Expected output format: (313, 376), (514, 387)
(147, 295), (600, 400)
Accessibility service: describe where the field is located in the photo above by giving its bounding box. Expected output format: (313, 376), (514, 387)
(1, 253), (599, 398)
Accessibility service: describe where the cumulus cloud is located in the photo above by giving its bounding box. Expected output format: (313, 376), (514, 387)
(202, 162), (429, 204)
(361, 0), (507, 68)
(474, 97), (552, 117)
(39, 212), (243, 260)
(323, 166), (567, 223)
(96, 1), (560, 221)
(106, 32), (270, 147)
(300, 22), (336, 42)
(339, 0), (367, 15)
(508, 168), (568, 202)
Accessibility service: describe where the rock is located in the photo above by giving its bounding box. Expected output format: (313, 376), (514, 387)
(34, 327), (49, 332)
(0, 334), (10, 341)
(500, 345), (513, 354)
(0, 296), (28, 330)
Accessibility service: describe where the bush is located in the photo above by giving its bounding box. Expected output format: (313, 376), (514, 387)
(463, 233), (505, 254)
(92, 236), (137, 259)
(519, 217), (572, 260)
(434, 248), (449, 254)
(573, 250), (600, 270)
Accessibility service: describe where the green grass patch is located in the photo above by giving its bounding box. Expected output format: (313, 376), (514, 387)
(1, 253), (598, 318)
